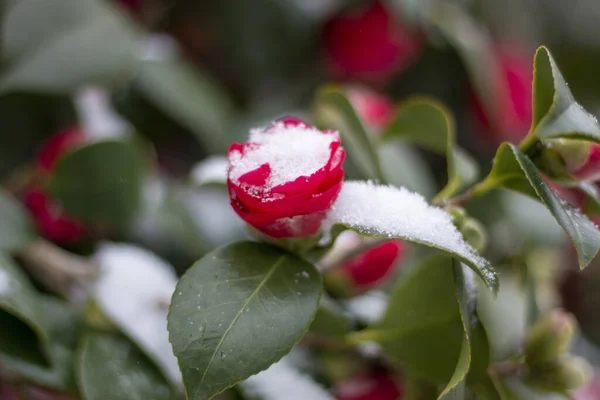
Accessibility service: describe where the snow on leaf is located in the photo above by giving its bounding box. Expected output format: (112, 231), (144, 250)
(240, 355), (334, 400)
(322, 181), (497, 292)
(92, 243), (181, 385)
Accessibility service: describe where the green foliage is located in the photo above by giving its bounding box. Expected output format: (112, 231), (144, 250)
(0, 190), (34, 253)
(382, 98), (479, 200)
(477, 143), (600, 268)
(77, 332), (176, 400)
(0, 254), (51, 368)
(167, 242), (321, 400)
(0, 0), (140, 93)
(351, 256), (472, 398)
(528, 47), (600, 143)
(48, 139), (146, 226)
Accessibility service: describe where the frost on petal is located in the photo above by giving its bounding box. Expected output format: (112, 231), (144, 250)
(190, 156), (228, 186)
(322, 181), (496, 289)
(92, 243), (181, 385)
(240, 355), (333, 400)
(229, 122), (339, 191)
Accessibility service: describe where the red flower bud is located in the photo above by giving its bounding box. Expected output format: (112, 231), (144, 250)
(227, 118), (345, 238)
(23, 187), (85, 244)
(335, 371), (404, 400)
(342, 240), (405, 287)
(37, 127), (85, 175)
(471, 48), (533, 144)
(346, 86), (395, 130)
(571, 143), (600, 182)
(323, 2), (421, 82)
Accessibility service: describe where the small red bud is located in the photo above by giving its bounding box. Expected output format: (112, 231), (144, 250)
(346, 86), (395, 130)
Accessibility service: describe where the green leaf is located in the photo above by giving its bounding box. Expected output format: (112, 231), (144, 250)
(438, 263), (474, 399)
(0, 0), (140, 93)
(167, 241), (322, 400)
(0, 189), (34, 253)
(351, 255), (468, 390)
(48, 139), (146, 226)
(137, 59), (236, 154)
(313, 86), (384, 182)
(4, 297), (82, 392)
(308, 298), (350, 337)
(0, 254), (51, 367)
(477, 143), (600, 268)
(529, 46), (600, 142)
(77, 332), (176, 400)
(381, 98), (479, 200)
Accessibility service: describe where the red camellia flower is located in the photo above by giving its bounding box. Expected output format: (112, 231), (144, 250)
(37, 127), (85, 175)
(346, 86), (395, 130)
(471, 47), (533, 144)
(335, 371), (404, 400)
(341, 240), (405, 288)
(323, 2), (421, 82)
(227, 117), (345, 238)
(23, 187), (86, 244)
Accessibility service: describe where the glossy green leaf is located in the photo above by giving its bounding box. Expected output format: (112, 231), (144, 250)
(137, 59), (236, 154)
(0, 0), (139, 93)
(77, 332), (176, 400)
(48, 139), (146, 226)
(529, 46), (600, 142)
(167, 241), (321, 400)
(4, 297), (82, 392)
(477, 143), (600, 268)
(0, 189), (34, 253)
(0, 254), (51, 367)
(313, 86), (384, 182)
(381, 98), (479, 200)
(351, 256), (468, 390)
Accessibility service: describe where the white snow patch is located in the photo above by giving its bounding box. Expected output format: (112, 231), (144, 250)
(241, 356), (333, 400)
(343, 291), (388, 324)
(229, 122), (338, 191)
(137, 34), (180, 61)
(322, 181), (488, 272)
(0, 269), (11, 294)
(74, 87), (130, 139)
(190, 156), (228, 185)
(92, 243), (181, 385)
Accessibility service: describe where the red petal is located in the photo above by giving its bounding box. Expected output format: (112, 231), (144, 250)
(37, 127), (85, 174)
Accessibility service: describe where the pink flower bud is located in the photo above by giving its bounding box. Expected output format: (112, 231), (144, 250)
(323, 2), (422, 82)
(572, 371), (600, 400)
(346, 86), (395, 130)
(227, 117), (345, 238)
(335, 370), (404, 400)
